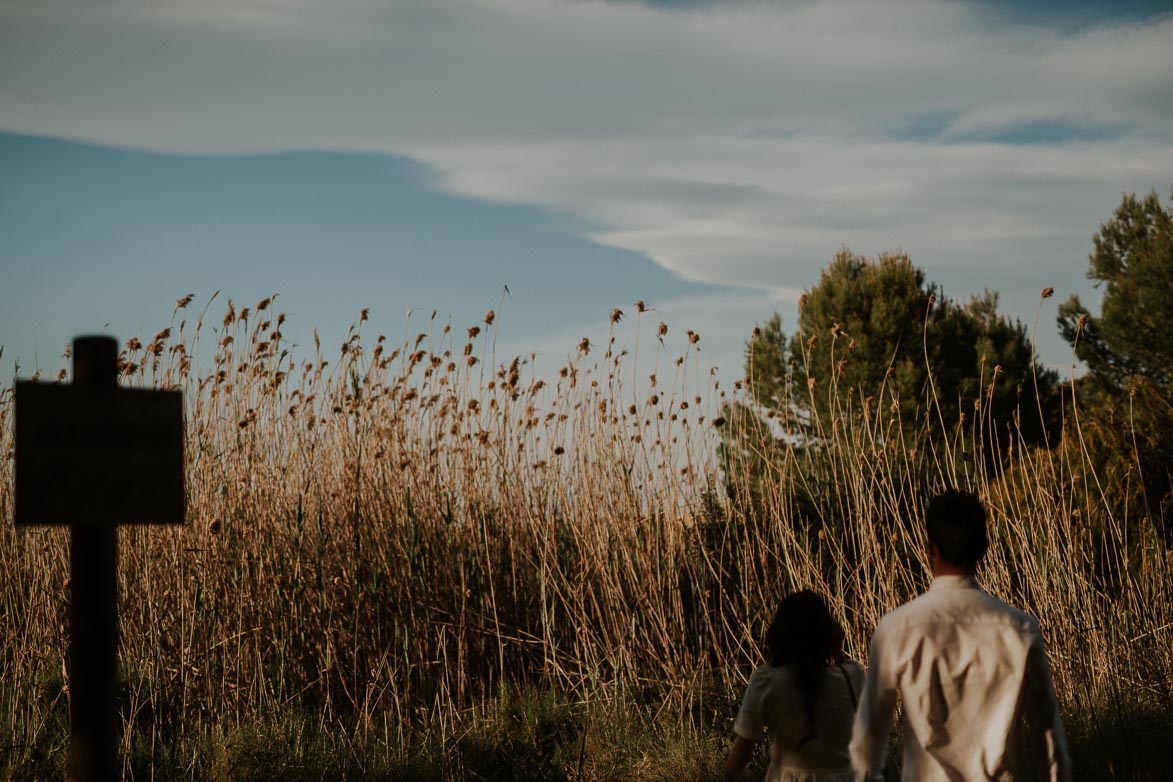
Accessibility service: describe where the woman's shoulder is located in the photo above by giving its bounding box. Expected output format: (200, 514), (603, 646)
(747, 660), (863, 689)
(747, 663), (781, 685)
(837, 657), (864, 674)
(745, 663), (800, 693)
(740, 663), (784, 704)
(834, 658), (866, 687)
(752, 660), (861, 676)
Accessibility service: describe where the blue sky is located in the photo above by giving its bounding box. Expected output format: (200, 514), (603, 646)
(1, 132), (705, 372)
(2, 0), (1172, 385)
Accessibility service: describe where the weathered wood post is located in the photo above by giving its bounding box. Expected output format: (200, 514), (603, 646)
(15, 335), (184, 782)
(70, 336), (119, 781)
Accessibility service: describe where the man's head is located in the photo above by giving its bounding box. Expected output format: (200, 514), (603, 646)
(926, 489), (988, 573)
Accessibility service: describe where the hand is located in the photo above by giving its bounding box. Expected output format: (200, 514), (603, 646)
(723, 735), (756, 782)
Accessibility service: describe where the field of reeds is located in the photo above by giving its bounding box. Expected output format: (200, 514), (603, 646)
(1, 294), (1171, 780)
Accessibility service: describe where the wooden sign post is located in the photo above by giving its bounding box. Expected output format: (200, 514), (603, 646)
(14, 336), (184, 782)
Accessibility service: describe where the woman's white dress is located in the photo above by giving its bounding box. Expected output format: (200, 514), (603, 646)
(733, 659), (865, 782)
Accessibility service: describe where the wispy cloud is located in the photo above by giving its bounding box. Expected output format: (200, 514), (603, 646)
(2, 0), (1171, 371)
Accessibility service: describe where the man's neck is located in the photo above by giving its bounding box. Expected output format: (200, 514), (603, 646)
(928, 547), (977, 578)
(932, 563), (976, 578)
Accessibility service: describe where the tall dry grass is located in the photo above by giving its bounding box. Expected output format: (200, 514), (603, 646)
(0, 293), (1169, 778)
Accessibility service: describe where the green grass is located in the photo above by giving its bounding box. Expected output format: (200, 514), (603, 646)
(4, 680), (1169, 781)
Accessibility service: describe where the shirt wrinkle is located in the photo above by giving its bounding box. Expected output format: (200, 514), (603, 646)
(925, 669), (950, 750)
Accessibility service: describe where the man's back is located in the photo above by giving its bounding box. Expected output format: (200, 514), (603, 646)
(850, 576), (1070, 781)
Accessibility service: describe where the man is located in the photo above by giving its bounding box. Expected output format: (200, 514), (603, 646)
(850, 490), (1071, 781)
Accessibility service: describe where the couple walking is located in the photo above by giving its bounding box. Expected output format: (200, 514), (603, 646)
(724, 490), (1071, 782)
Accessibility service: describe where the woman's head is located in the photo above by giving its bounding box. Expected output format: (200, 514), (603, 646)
(762, 591), (847, 747)
(764, 590), (845, 669)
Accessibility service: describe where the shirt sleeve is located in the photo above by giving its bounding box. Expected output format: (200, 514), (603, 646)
(1020, 624), (1072, 782)
(733, 665), (773, 740)
(850, 622), (898, 782)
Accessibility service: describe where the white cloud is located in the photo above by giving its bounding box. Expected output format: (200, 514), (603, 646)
(2, 0), (1172, 372)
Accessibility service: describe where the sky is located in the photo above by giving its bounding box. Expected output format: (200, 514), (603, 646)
(2, 0), (1172, 388)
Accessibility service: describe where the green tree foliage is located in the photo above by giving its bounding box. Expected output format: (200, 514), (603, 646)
(788, 251), (936, 428)
(1059, 190), (1173, 392)
(1057, 189), (1173, 537)
(721, 251), (1060, 574)
(744, 250), (1059, 447)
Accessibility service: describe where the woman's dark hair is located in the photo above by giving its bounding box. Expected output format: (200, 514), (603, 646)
(764, 590), (846, 739)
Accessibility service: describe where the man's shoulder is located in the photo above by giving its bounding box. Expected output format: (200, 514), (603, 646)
(961, 586), (1040, 632)
(977, 589), (1037, 623)
(876, 582), (1039, 635)
(876, 587), (939, 622)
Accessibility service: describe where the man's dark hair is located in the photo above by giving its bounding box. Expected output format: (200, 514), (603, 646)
(926, 489), (989, 570)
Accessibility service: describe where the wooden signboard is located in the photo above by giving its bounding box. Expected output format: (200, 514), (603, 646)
(15, 382), (184, 526)
(12, 335), (186, 782)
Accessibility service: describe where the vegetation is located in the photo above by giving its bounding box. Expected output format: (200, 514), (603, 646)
(0, 193), (1171, 780)
(1058, 188), (1173, 543)
(744, 250), (1060, 448)
(724, 251), (1064, 572)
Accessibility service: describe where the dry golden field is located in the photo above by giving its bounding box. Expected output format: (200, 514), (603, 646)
(1, 295), (1170, 779)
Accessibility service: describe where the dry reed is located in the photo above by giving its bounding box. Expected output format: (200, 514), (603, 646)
(0, 294), (1169, 778)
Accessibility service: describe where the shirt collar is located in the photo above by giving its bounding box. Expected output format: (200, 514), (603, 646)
(929, 574), (980, 591)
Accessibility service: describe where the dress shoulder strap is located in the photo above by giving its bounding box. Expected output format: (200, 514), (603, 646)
(836, 661), (858, 710)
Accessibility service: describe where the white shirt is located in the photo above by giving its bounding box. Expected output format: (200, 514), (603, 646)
(735, 659), (866, 781)
(849, 575), (1071, 782)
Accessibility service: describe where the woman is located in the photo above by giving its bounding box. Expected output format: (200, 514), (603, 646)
(723, 591), (864, 782)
